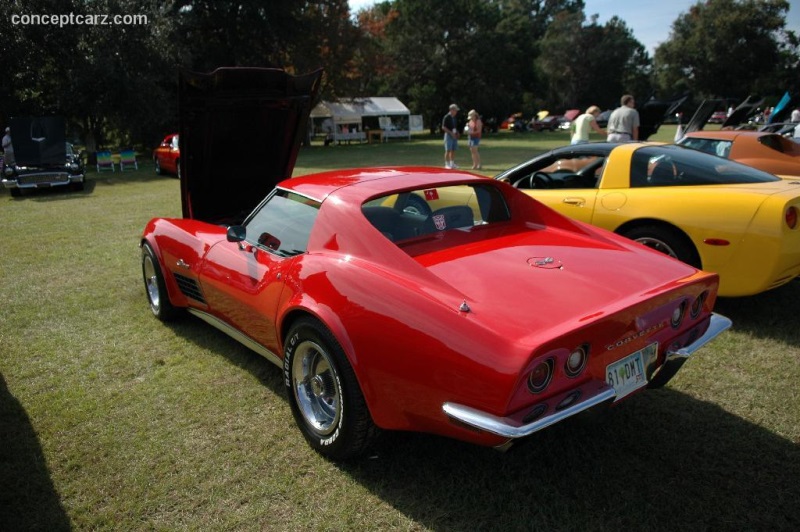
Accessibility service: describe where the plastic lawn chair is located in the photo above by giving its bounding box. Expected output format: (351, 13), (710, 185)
(96, 151), (115, 172)
(119, 149), (138, 171)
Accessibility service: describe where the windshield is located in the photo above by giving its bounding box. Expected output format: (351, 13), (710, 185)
(677, 137), (732, 158)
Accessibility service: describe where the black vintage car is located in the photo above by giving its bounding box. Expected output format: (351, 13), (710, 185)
(2, 116), (85, 197)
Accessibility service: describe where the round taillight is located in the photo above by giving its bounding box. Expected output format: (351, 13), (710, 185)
(690, 291), (707, 319)
(564, 345), (589, 378)
(671, 300), (687, 328)
(786, 206), (798, 230)
(528, 359), (554, 393)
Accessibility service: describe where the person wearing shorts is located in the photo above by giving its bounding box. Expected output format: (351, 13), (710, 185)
(466, 109), (483, 169)
(442, 103), (460, 168)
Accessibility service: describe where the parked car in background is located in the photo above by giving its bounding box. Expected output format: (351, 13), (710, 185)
(594, 110), (611, 129)
(153, 133), (180, 178)
(1, 116), (84, 196)
(557, 109), (581, 131)
(140, 67), (730, 460)
(679, 130), (800, 178)
(708, 111), (728, 124)
(496, 142), (800, 297)
(529, 114), (564, 132)
(502, 113), (530, 132)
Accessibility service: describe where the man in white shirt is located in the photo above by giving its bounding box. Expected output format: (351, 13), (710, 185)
(606, 95), (640, 142)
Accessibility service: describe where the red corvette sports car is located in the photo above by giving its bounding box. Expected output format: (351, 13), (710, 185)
(153, 133), (180, 177)
(140, 68), (731, 460)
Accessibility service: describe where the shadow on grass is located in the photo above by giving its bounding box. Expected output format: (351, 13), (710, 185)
(0, 169), (176, 202)
(715, 279), (800, 344)
(165, 314), (800, 531)
(341, 391), (800, 531)
(2, 180), (96, 201)
(0, 374), (71, 531)
(89, 169), (178, 186)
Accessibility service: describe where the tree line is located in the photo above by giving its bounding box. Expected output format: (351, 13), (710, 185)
(1, 0), (797, 150)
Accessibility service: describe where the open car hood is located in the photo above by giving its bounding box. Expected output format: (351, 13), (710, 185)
(10, 116), (66, 167)
(638, 95), (687, 141)
(722, 95), (764, 129)
(682, 99), (723, 134)
(179, 67), (323, 223)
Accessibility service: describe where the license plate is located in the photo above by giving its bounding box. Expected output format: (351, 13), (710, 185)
(606, 343), (657, 400)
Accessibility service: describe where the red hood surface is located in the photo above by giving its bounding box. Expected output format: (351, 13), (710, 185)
(179, 67), (323, 224)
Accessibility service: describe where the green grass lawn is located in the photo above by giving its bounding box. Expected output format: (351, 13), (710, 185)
(1, 128), (799, 530)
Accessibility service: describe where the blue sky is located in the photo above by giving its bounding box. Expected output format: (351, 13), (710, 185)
(348, 0), (800, 55)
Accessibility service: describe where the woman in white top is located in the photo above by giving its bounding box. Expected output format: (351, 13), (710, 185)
(570, 105), (604, 145)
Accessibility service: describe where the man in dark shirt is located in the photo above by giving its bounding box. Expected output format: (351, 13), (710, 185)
(442, 104), (460, 168)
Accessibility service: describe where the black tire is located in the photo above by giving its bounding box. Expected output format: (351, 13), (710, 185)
(154, 158), (162, 175)
(141, 242), (180, 321)
(621, 224), (701, 268)
(72, 180), (85, 192)
(9, 188), (21, 197)
(284, 317), (379, 460)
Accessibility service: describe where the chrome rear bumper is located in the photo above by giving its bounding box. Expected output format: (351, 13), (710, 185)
(443, 313), (731, 440)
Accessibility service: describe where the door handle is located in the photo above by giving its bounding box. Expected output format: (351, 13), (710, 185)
(562, 197), (585, 206)
(176, 259), (190, 269)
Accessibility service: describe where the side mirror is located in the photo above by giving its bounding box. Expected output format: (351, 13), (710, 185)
(226, 225), (246, 243)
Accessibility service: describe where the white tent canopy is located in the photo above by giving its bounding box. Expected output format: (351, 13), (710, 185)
(311, 97), (412, 141)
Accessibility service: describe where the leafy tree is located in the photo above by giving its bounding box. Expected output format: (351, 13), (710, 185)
(535, 10), (585, 110)
(0, 0), (83, 119)
(653, 0), (797, 99)
(352, 1), (399, 96)
(171, 0), (361, 100)
(1, 0), (363, 148)
(494, 0), (586, 113)
(536, 12), (650, 111)
(1, 0), (180, 149)
(62, 1), (178, 150)
(379, 0), (587, 130)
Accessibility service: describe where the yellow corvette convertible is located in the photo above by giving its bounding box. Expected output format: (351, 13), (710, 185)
(495, 143), (800, 297)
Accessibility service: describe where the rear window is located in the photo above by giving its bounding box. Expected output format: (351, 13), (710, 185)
(758, 133), (800, 154)
(631, 145), (779, 187)
(678, 137), (732, 158)
(362, 183), (510, 244)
